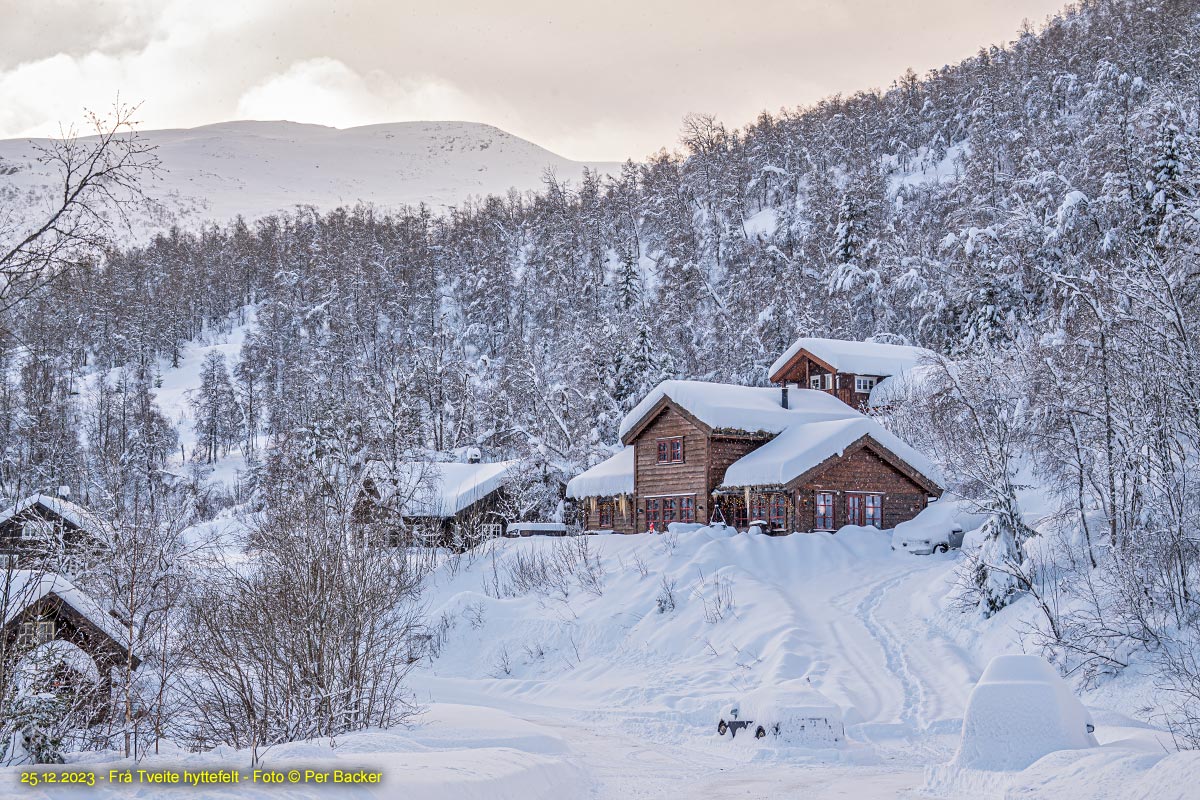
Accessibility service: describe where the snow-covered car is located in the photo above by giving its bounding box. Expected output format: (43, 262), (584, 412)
(892, 523), (964, 555)
(716, 685), (843, 747)
(952, 654), (1098, 771)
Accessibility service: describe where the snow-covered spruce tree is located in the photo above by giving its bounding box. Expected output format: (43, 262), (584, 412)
(190, 352), (242, 464)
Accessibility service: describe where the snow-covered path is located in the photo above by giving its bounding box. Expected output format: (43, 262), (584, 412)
(410, 532), (981, 797)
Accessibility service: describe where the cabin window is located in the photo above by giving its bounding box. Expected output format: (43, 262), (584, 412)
(846, 494), (864, 526)
(865, 495), (883, 528)
(680, 497), (696, 523)
(662, 498), (677, 524)
(646, 498), (661, 529)
(18, 619), (55, 647)
(809, 374), (822, 390)
(656, 437), (684, 464)
(20, 520), (51, 543)
(770, 494), (787, 529)
(1, 553), (18, 569)
(815, 492), (835, 530)
(598, 503), (614, 528)
(855, 376), (877, 393)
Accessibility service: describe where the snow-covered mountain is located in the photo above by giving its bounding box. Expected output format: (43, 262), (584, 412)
(0, 120), (619, 232)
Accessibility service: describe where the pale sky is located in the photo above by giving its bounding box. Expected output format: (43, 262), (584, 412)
(1, 0), (1067, 162)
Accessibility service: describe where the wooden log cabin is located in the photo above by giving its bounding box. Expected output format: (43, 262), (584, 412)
(768, 337), (934, 410)
(2, 571), (138, 708)
(357, 458), (520, 546)
(0, 494), (101, 578)
(572, 377), (942, 535)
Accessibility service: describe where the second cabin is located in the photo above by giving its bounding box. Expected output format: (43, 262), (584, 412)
(768, 337), (933, 410)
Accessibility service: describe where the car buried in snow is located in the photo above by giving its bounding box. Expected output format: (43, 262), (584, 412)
(716, 685), (844, 747)
(891, 523), (964, 555)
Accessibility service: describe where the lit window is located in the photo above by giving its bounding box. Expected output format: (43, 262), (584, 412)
(865, 495), (883, 528)
(855, 376), (877, 393)
(815, 492), (835, 530)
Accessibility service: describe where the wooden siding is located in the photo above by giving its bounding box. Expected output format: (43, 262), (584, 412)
(792, 444), (929, 532)
(773, 353), (878, 410)
(634, 407), (711, 529)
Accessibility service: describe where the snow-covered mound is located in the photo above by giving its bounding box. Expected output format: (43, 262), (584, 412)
(0, 120), (619, 236)
(953, 654), (1097, 772)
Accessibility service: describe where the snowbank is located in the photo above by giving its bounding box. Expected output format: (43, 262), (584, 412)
(4, 704), (583, 800)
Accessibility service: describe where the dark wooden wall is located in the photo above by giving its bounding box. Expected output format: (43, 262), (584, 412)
(793, 445), (928, 532)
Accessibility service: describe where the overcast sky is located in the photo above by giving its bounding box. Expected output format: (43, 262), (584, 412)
(1, 0), (1067, 162)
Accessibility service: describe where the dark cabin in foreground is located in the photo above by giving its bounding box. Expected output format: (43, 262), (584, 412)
(2, 571), (137, 702)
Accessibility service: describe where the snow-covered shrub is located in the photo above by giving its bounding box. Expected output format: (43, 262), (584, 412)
(655, 576), (677, 614)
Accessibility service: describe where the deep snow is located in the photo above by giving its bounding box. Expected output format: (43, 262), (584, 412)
(5, 515), (1193, 798)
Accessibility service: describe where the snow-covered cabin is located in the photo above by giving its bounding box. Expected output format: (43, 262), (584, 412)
(2, 571), (137, 696)
(601, 380), (941, 534)
(0, 493), (101, 577)
(565, 448), (635, 533)
(358, 459), (520, 546)
(769, 337), (934, 410)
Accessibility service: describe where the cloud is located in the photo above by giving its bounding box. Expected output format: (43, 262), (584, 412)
(235, 58), (498, 129)
(0, 0), (1072, 161)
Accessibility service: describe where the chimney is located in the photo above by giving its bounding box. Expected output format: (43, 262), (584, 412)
(780, 384), (790, 409)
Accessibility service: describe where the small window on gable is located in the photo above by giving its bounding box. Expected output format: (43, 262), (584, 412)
(657, 437), (684, 464)
(855, 376), (877, 393)
(809, 374), (822, 390)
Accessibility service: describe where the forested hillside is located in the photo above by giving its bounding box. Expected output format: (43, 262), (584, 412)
(2, 0), (1200, 744)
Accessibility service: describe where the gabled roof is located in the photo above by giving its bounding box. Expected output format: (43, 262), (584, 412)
(566, 448), (634, 499)
(618, 381), (858, 443)
(719, 417), (943, 493)
(0, 494), (98, 534)
(366, 460), (519, 518)
(2, 571), (129, 652)
(769, 337), (934, 382)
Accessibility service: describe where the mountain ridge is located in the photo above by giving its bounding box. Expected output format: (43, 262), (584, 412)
(0, 119), (620, 234)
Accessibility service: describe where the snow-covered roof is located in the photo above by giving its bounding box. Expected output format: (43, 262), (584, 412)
(507, 522), (567, 533)
(566, 449), (634, 499)
(619, 381), (857, 441)
(368, 460), (519, 518)
(0, 494), (98, 534)
(2, 571), (129, 649)
(769, 337), (934, 381)
(868, 363), (944, 407)
(720, 417), (942, 491)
